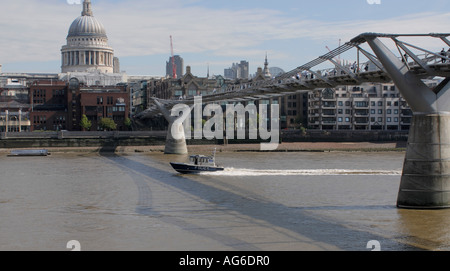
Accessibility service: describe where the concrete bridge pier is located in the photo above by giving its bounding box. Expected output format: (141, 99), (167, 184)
(398, 113), (450, 208)
(365, 35), (450, 208)
(152, 99), (192, 155)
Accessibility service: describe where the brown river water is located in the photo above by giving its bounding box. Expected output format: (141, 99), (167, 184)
(1, 150), (449, 251)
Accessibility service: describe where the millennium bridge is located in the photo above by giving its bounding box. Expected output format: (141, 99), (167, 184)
(135, 33), (450, 209)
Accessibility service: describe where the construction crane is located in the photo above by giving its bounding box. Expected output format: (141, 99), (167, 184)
(170, 35), (177, 79)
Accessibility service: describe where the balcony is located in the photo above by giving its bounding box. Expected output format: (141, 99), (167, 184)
(322, 109), (336, 117)
(322, 102), (336, 109)
(322, 117), (336, 125)
(354, 102), (369, 108)
(354, 117), (369, 125)
(354, 109), (369, 116)
(401, 110), (413, 117)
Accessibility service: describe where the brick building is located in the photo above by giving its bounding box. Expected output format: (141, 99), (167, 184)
(68, 78), (130, 131)
(28, 78), (130, 131)
(29, 80), (69, 131)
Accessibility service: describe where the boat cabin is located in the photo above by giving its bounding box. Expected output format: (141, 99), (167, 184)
(190, 155), (215, 166)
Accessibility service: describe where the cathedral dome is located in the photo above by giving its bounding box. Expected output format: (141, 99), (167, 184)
(68, 15), (107, 38)
(61, 0), (115, 74)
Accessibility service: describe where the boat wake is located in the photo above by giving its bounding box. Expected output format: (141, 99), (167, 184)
(201, 168), (402, 176)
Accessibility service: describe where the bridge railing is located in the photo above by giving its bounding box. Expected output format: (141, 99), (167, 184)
(158, 51), (447, 103)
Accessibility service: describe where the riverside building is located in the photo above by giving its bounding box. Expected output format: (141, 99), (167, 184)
(307, 80), (440, 131)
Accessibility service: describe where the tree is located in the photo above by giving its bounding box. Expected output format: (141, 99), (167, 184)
(124, 117), (132, 130)
(99, 118), (117, 131)
(80, 114), (92, 131)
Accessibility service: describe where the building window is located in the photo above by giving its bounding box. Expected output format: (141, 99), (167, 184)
(355, 101), (368, 107)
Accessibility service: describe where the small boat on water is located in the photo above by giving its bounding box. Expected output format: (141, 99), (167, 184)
(8, 149), (50, 157)
(170, 149), (224, 174)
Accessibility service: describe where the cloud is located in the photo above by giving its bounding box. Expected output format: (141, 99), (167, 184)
(1, 0), (449, 74)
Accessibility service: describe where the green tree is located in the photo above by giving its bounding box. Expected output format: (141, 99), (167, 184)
(124, 117), (132, 130)
(80, 114), (92, 131)
(99, 118), (117, 131)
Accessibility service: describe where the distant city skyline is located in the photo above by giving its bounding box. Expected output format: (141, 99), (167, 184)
(1, 0), (450, 77)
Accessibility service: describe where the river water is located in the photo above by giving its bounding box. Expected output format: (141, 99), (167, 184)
(1, 150), (450, 251)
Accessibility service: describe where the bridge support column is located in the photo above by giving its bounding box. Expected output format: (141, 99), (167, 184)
(153, 99), (191, 155)
(398, 113), (450, 208)
(164, 118), (188, 155)
(364, 34), (450, 208)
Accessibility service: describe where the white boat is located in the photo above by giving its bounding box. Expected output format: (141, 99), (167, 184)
(170, 149), (224, 174)
(8, 149), (50, 157)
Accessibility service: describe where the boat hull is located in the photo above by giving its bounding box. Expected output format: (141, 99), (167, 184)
(170, 162), (224, 174)
(8, 149), (49, 157)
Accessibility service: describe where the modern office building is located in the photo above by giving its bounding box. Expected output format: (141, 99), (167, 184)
(224, 61), (249, 80)
(166, 55), (184, 79)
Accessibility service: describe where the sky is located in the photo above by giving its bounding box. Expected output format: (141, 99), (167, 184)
(1, 0), (450, 77)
